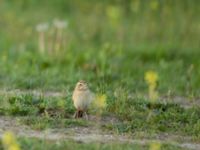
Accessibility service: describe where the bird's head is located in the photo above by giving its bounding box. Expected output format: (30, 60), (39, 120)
(75, 80), (88, 91)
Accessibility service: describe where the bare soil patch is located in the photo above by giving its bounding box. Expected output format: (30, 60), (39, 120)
(0, 116), (200, 150)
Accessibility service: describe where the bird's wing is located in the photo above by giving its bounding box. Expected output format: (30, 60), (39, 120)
(72, 90), (76, 101)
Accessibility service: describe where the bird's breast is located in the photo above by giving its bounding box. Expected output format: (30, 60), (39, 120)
(73, 90), (92, 110)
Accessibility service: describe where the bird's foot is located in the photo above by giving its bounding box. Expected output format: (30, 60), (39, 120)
(83, 112), (89, 120)
(73, 111), (78, 119)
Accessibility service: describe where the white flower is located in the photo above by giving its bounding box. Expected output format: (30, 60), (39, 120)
(53, 19), (68, 29)
(36, 23), (49, 32)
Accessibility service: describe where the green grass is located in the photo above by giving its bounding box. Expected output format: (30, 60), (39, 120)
(1, 47), (200, 97)
(20, 117), (89, 130)
(107, 97), (200, 138)
(0, 0), (200, 149)
(0, 0), (200, 96)
(0, 137), (187, 150)
(0, 94), (199, 140)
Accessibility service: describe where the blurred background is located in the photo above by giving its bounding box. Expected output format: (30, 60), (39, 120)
(0, 0), (200, 97)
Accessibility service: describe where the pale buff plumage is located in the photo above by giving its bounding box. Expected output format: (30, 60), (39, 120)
(72, 80), (94, 119)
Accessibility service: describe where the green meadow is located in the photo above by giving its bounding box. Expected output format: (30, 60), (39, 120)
(0, 0), (200, 149)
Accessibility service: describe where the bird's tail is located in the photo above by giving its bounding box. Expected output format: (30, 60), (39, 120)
(75, 110), (84, 118)
(78, 110), (84, 118)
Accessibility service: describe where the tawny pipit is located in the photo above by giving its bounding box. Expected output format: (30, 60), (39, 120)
(72, 80), (94, 119)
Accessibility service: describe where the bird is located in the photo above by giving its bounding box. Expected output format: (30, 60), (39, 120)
(72, 80), (94, 119)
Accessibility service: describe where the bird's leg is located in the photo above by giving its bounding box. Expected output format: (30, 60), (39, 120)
(83, 111), (88, 120)
(73, 111), (78, 118)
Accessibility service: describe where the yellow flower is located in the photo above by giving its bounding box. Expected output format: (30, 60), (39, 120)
(145, 71), (158, 86)
(2, 131), (21, 150)
(93, 94), (107, 109)
(2, 131), (15, 146)
(149, 142), (161, 150)
(145, 71), (159, 101)
(8, 144), (20, 150)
